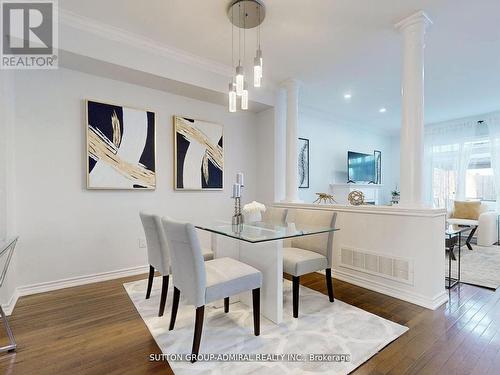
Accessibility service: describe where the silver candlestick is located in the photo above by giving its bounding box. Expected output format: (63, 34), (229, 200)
(232, 196), (243, 226)
(231, 173), (245, 228)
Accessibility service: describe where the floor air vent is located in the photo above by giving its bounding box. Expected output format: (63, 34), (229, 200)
(340, 247), (413, 284)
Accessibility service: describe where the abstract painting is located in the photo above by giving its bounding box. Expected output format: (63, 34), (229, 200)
(174, 116), (223, 190)
(86, 100), (156, 189)
(298, 138), (309, 188)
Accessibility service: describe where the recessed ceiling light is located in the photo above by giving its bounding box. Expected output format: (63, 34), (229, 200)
(344, 93), (352, 100)
(379, 107), (387, 113)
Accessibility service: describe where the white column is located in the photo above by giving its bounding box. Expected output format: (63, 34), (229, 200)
(273, 88), (287, 202)
(395, 11), (432, 206)
(282, 79), (301, 203)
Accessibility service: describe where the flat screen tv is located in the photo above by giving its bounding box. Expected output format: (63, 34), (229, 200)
(347, 151), (375, 183)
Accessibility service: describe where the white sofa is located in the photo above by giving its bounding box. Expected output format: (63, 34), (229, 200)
(447, 203), (497, 246)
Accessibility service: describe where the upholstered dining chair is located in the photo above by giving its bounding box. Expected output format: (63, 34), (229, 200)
(284, 209), (337, 318)
(161, 217), (262, 363)
(261, 207), (288, 225)
(139, 212), (214, 317)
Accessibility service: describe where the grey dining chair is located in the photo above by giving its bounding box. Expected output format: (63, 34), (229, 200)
(284, 209), (337, 318)
(139, 212), (214, 317)
(161, 217), (262, 363)
(261, 207), (288, 224)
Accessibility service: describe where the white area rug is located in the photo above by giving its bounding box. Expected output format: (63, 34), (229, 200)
(446, 245), (500, 290)
(124, 277), (407, 374)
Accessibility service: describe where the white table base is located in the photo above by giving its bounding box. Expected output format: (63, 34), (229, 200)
(211, 234), (283, 324)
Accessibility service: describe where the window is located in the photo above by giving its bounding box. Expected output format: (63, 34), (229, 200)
(430, 139), (496, 208)
(465, 140), (496, 201)
(431, 143), (459, 209)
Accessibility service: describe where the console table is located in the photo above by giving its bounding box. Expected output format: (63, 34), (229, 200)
(445, 226), (466, 289)
(0, 237), (18, 353)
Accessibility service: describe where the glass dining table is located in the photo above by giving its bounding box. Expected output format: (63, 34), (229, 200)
(195, 220), (339, 243)
(195, 221), (339, 324)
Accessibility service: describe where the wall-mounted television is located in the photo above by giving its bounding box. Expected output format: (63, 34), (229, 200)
(347, 151), (375, 183)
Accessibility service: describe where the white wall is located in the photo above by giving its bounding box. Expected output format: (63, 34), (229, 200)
(297, 110), (400, 204)
(0, 71), (19, 311)
(0, 71), (16, 240)
(11, 68), (259, 290)
(387, 134), (401, 194)
(255, 108), (276, 204)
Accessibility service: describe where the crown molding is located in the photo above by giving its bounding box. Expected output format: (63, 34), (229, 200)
(59, 9), (233, 78)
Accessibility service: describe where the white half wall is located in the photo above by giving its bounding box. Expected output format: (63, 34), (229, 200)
(297, 110), (400, 204)
(9, 68), (259, 296)
(275, 203), (448, 310)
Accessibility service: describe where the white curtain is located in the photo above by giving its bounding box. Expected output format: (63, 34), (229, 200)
(424, 118), (478, 209)
(486, 113), (500, 211)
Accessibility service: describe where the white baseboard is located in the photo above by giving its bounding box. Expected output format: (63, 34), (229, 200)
(2, 265), (149, 316)
(320, 268), (449, 310)
(2, 288), (20, 316)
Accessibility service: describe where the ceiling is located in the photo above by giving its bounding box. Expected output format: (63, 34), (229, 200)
(60, 0), (500, 132)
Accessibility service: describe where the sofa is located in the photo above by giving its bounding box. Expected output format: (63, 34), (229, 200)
(447, 202), (497, 246)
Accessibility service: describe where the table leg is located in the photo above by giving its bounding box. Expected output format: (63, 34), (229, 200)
(449, 243), (456, 261)
(465, 226), (477, 250)
(0, 305), (16, 353)
(458, 232), (461, 283)
(448, 242), (452, 289)
(212, 235), (283, 324)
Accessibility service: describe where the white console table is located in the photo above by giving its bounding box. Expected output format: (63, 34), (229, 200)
(330, 183), (384, 205)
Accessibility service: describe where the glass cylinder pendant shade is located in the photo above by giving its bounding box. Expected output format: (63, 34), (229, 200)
(228, 82), (237, 112)
(235, 65), (244, 96)
(253, 57), (262, 87)
(241, 82), (248, 110)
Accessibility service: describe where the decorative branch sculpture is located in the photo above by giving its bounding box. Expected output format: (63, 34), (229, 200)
(313, 193), (337, 204)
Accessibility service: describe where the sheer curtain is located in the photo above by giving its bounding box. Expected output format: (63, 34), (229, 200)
(424, 119), (478, 209)
(486, 113), (500, 211)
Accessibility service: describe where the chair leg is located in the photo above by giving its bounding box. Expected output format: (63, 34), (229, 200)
(158, 275), (169, 317)
(145, 265), (154, 299)
(169, 287), (180, 331)
(252, 288), (260, 336)
(466, 226), (477, 250)
(292, 276), (300, 318)
(326, 268), (335, 302)
(224, 297), (229, 313)
(191, 306), (205, 363)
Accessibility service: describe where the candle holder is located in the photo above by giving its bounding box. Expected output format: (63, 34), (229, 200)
(232, 196), (244, 226)
(231, 172), (245, 228)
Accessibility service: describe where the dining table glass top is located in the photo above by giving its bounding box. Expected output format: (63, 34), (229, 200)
(195, 221), (339, 244)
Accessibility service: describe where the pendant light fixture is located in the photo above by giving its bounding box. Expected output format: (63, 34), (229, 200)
(241, 82), (249, 110)
(253, 2), (263, 88)
(254, 49), (262, 87)
(229, 82), (237, 112)
(227, 0), (266, 112)
(235, 64), (244, 96)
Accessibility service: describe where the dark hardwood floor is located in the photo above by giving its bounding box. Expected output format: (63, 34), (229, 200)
(1, 272), (499, 374)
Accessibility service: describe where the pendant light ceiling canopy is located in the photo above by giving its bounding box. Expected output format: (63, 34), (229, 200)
(227, 0), (266, 29)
